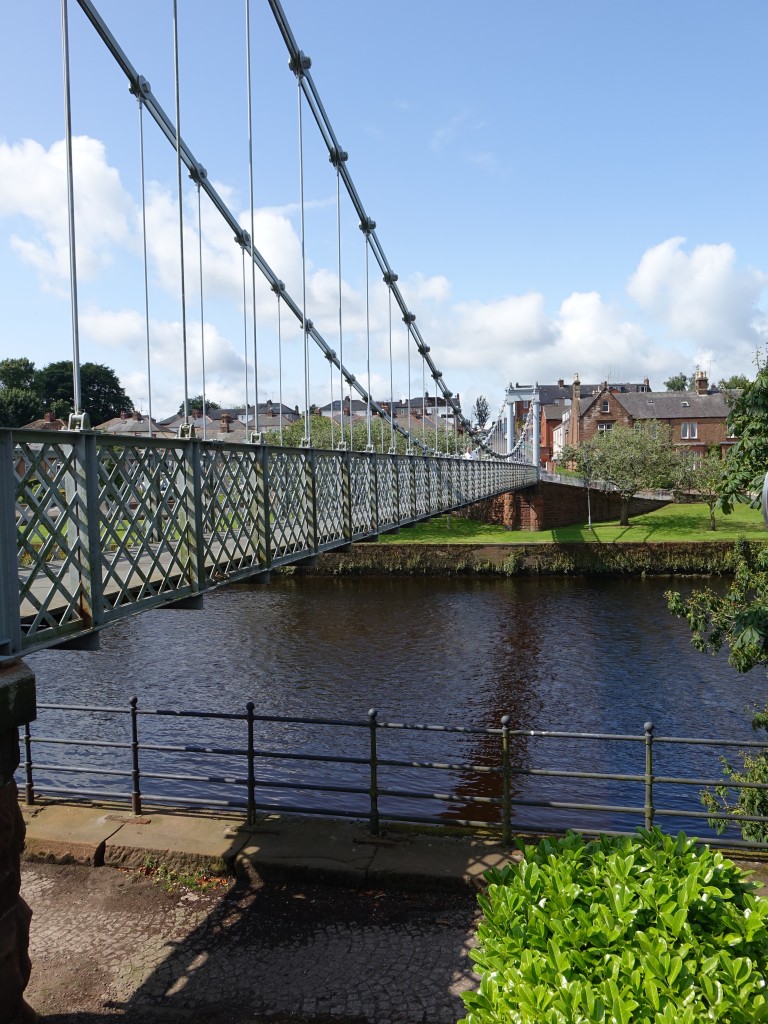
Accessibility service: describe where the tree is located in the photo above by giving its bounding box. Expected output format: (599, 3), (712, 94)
(718, 373), (750, 392)
(36, 361), (133, 426)
(0, 388), (42, 428)
(663, 372), (691, 391)
(178, 395), (221, 415)
(472, 395), (490, 429)
(559, 422), (675, 527)
(0, 357), (38, 392)
(672, 448), (727, 531)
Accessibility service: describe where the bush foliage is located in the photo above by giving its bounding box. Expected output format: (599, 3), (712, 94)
(462, 829), (768, 1024)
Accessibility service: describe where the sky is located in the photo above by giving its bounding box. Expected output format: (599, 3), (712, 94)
(1, 1), (768, 424)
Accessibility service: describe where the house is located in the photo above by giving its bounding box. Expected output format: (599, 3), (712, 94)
(21, 411), (67, 431)
(96, 410), (174, 437)
(552, 371), (735, 464)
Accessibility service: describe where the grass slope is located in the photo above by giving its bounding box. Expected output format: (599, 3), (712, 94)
(381, 503), (768, 545)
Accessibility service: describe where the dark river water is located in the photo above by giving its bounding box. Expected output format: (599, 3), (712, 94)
(23, 575), (768, 839)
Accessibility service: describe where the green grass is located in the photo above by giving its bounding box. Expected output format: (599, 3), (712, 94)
(380, 502), (768, 545)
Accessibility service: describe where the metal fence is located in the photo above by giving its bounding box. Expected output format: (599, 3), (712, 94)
(19, 700), (768, 850)
(2, 428), (537, 659)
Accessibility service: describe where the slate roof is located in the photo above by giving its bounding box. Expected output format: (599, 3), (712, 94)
(604, 390), (734, 420)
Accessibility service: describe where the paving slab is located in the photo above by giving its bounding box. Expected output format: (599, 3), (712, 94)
(236, 814), (376, 885)
(22, 804), (127, 866)
(103, 811), (250, 872)
(367, 832), (517, 890)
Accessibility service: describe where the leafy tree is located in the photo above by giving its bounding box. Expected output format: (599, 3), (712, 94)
(263, 413), (459, 454)
(472, 394), (490, 429)
(718, 373), (750, 392)
(0, 357), (38, 392)
(36, 361), (133, 426)
(559, 422), (675, 526)
(0, 388), (42, 428)
(663, 372), (691, 391)
(178, 395), (221, 415)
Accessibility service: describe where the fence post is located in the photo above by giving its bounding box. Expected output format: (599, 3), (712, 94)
(501, 715), (511, 846)
(23, 720), (34, 806)
(368, 708), (379, 836)
(130, 696), (142, 816)
(644, 721), (655, 830)
(246, 701), (256, 825)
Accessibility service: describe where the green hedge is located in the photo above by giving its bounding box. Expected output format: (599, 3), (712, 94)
(461, 830), (768, 1024)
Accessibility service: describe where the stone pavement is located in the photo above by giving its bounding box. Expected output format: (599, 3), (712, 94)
(20, 800), (519, 1023)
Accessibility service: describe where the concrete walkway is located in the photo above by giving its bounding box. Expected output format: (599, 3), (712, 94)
(20, 800), (518, 1023)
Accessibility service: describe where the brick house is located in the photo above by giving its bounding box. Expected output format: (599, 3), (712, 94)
(552, 370), (735, 463)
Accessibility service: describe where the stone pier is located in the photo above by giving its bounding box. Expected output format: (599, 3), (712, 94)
(0, 660), (36, 1024)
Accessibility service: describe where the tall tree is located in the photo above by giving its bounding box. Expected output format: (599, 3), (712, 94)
(177, 396), (221, 415)
(0, 388), (42, 428)
(36, 361), (133, 426)
(0, 357), (38, 392)
(718, 373), (750, 392)
(663, 372), (691, 391)
(472, 395), (490, 429)
(559, 422), (675, 526)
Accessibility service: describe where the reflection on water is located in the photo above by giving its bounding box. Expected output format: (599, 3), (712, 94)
(25, 575), (768, 836)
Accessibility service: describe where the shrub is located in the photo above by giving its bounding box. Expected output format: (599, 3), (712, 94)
(461, 829), (768, 1024)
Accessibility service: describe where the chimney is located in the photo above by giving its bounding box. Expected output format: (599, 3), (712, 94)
(571, 374), (581, 448)
(220, 412), (231, 433)
(557, 378), (565, 388)
(120, 410), (128, 420)
(44, 411), (55, 423)
(132, 409), (142, 420)
(694, 369), (708, 395)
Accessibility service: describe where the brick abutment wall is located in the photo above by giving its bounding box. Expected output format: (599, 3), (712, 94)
(462, 481), (670, 531)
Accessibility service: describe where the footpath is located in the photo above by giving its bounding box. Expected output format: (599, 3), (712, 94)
(20, 799), (517, 1024)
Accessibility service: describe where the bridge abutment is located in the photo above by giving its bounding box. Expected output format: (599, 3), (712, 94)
(464, 481), (670, 531)
(0, 661), (36, 1024)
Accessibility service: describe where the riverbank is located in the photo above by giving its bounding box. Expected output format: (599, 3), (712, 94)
(300, 539), (763, 576)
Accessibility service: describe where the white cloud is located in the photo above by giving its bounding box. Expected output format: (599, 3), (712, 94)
(0, 136), (133, 284)
(627, 236), (768, 352)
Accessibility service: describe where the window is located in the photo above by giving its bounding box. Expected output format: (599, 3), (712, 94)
(597, 422), (614, 433)
(680, 422), (698, 439)
(601, 400), (610, 413)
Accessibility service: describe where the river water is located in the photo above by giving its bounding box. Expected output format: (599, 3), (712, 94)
(24, 575), (768, 839)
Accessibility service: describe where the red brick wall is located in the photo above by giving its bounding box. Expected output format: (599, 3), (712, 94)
(462, 482), (670, 531)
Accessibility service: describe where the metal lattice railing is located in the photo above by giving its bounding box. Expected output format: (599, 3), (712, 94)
(1, 428), (537, 659)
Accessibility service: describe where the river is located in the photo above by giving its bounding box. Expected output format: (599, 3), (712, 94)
(24, 575), (768, 838)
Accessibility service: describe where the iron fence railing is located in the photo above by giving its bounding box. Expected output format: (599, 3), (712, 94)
(19, 701), (768, 850)
(2, 429), (538, 659)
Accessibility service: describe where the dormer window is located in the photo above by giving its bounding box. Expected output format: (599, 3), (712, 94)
(681, 401), (690, 408)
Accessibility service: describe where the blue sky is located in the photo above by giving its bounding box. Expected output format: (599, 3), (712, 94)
(2, 1), (767, 421)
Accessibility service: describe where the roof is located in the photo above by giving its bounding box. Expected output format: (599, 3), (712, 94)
(613, 390), (733, 420)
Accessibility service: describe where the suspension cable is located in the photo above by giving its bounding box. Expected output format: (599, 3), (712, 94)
(361, 219), (375, 452)
(172, 0), (190, 429)
(245, 0), (259, 438)
(134, 83), (153, 436)
(195, 176), (207, 440)
(404, 313), (414, 450)
(291, 51), (312, 446)
(384, 271), (397, 452)
(330, 148), (347, 449)
(60, 0), (83, 421)
(272, 280), (285, 445)
(241, 244), (249, 428)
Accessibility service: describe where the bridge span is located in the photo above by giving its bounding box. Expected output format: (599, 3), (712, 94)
(2, 428), (535, 661)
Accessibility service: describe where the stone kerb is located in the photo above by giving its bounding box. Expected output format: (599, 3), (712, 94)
(0, 660), (37, 1024)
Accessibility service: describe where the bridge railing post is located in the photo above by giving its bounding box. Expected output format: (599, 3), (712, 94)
(644, 721), (655, 830)
(371, 452), (380, 534)
(501, 714), (511, 846)
(305, 446), (318, 554)
(246, 701), (256, 824)
(0, 431), (22, 659)
(257, 444), (272, 570)
(180, 437), (205, 591)
(341, 449), (353, 544)
(81, 432), (105, 632)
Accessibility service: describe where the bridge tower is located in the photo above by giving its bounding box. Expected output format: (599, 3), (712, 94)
(504, 383), (541, 466)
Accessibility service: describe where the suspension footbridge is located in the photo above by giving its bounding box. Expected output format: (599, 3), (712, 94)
(1, 0), (540, 661)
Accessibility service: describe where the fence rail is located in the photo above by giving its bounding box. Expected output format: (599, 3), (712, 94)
(19, 700), (768, 850)
(2, 428), (537, 659)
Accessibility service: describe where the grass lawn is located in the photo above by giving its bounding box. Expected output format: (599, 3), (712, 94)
(380, 502), (768, 545)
